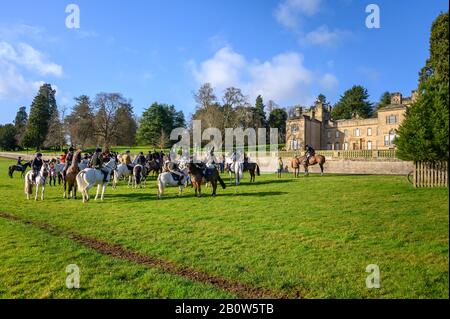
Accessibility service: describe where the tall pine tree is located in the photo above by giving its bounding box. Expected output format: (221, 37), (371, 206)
(331, 85), (373, 120)
(396, 12), (449, 161)
(22, 84), (57, 151)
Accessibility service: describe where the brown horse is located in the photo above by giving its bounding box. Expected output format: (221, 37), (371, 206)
(292, 154), (326, 176)
(64, 150), (82, 199)
(187, 162), (226, 197)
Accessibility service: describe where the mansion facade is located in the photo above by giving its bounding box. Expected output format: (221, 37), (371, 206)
(286, 91), (417, 151)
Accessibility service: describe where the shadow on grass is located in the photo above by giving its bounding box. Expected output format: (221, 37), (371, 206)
(107, 190), (288, 201)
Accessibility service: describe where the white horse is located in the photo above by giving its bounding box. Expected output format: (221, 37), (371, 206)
(24, 161), (49, 200)
(79, 159), (88, 170)
(112, 163), (133, 188)
(225, 157), (243, 185)
(157, 169), (190, 199)
(76, 158), (117, 203)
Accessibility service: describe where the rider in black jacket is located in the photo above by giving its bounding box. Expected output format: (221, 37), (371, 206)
(304, 144), (315, 165)
(31, 153), (43, 181)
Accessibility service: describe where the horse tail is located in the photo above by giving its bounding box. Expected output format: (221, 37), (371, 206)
(24, 175), (32, 195)
(135, 166), (142, 185)
(217, 173), (226, 190)
(256, 164), (260, 176)
(76, 171), (87, 193)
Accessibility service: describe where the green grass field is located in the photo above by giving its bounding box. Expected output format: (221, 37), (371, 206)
(0, 157), (448, 299)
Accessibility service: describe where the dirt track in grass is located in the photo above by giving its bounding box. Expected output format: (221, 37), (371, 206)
(0, 211), (297, 299)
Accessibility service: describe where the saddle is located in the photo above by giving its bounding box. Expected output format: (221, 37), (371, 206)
(202, 168), (215, 180)
(170, 172), (182, 181)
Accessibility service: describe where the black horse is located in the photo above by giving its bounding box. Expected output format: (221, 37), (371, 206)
(8, 161), (31, 178)
(243, 162), (260, 182)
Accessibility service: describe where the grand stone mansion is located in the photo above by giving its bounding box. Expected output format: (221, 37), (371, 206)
(285, 91), (417, 151)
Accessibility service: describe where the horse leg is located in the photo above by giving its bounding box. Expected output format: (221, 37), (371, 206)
(63, 180), (67, 198)
(320, 163), (324, 176)
(95, 184), (101, 200)
(212, 181), (217, 196)
(41, 185), (45, 201)
(35, 184), (39, 201)
(101, 184), (106, 201)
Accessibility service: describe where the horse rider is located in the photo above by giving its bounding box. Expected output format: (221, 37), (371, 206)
(89, 148), (108, 183)
(304, 144), (315, 165)
(102, 147), (111, 162)
(243, 152), (249, 170)
(136, 152), (146, 166)
(146, 151), (153, 162)
(166, 162), (185, 186)
(60, 150), (67, 164)
(122, 150), (134, 171)
(152, 149), (159, 163)
(31, 152), (44, 182)
(16, 156), (24, 170)
(63, 147), (75, 179)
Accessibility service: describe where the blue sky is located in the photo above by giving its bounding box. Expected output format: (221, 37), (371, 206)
(0, 0), (448, 124)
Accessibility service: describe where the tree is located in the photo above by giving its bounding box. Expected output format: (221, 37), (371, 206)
(137, 103), (182, 147)
(254, 95), (266, 128)
(114, 103), (137, 146)
(22, 83), (57, 150)
(317, 94), (328, 105)
(331, 85), (373, 120)
(173, 110), (186, 129)
(44, 107), (65, 150)
(268, 108), (288, 144)
(377, 92), (391, 109)
(194, 83), (217, 109)
(65, 95), (95, 148)
(222, 87), (247, 128)
(14, 106), (28, 129)
(93, 93), (129, 147)
(397, 12), (449, 161)
(13, 106), (27, 147)
(0, 124), (18, 151)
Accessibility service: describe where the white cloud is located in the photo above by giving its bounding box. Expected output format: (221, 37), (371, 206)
(357, 66), (381, 82)
(320, 73), (339, 91)
(274, 0), (351, 48)
(0, 60), (43, 100)
(0, 41), (62, 100)
(302, 25), (350, 47)
(189, 46), (335, 106)
(275, 0), (322, 28)
(190, 46), (246, 89)
(0, 42), (63, 76)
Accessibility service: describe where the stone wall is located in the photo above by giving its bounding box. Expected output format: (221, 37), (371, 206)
(257, 155), (414, 176)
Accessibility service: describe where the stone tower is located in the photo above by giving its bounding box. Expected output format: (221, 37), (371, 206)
(391, 92), (403, 105)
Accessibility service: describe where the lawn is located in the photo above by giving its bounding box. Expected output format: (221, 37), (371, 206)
(0, 157), (448, 298)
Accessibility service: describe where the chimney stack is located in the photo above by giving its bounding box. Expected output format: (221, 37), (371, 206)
(391, 92), (403, 105)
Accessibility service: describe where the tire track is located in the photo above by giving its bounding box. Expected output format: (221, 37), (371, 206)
(0, 211), (299, 299)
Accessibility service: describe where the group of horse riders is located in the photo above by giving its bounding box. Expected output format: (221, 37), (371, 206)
(25, 147), (168, 184)
(21, 143), (316, 186)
